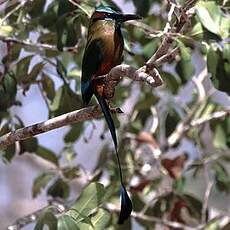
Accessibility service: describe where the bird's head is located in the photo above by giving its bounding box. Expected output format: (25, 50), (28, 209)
(91, 6), (141, 23)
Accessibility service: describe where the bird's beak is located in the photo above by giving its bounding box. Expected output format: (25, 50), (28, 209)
(120, 14), (142, 22)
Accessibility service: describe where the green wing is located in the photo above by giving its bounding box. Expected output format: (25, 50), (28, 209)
(81, 39), (103, 105)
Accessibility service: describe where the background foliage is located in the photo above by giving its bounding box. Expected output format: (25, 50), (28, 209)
(0, 0), (230, 229)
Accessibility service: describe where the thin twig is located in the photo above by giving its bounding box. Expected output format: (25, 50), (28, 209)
(0, 36), (81, 52)
(146, 0), (198, 66)
(7, 201), (67, 230)
(0, 0), (29, 26)
(105, 203), (195, 230)
(201, 181), (213, 224)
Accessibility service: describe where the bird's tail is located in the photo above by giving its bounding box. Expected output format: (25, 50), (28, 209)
(95, 94), (132, 224)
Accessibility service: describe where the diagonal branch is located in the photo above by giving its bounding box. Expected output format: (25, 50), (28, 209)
(0, 105), (102, 150)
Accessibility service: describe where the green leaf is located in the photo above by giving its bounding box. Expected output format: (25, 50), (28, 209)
(16, 55), (33, 82)
(64, 124), (83, 143)
(176, 41), (194, 83)
(19, 137), (38, 154)
(2, 43), (21, 64)
(34, 209), (57, 230)
(208, 43), (230, 95)
(62, 166), (80, 179)
(196, 1), (230, 39)
(47, 178), (70, 199)
(196, 2), (220, 36)
(207, 45), (219, 78)
(143, 41), (157, 59)
(58, 0), (76, 17)
(33, 173), (53, 198)
(213, 124), (227, 149)
(78, 209), (111, 230)
(58, 215), (80, 230)
(161, 71), (181, 94)
(23, 62), (45, 85)
(49, 85), (81, 117)
(2, 143), (16, 163)
(132, 0), (151, 17)
(36, 146), (59, 166)
(42, 73), (55, 101)
(213, 162), (230, 193)
(28, 0), (46, 18)
(67, 183), (105, 222)
(0, 72), (17, 111)
(56, 15), (80, 51)
(165, 108), (180, 137)
(211, 116), (230, 148)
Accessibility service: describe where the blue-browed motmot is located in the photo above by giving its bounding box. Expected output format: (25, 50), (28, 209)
(81, 6), (141, 224)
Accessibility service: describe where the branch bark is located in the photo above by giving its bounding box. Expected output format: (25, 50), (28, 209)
(0, 106), (102, 150)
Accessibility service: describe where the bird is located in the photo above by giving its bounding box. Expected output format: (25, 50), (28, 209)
(81, 5), (141, 224)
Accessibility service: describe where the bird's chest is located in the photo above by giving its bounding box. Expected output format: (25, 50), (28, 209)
(90, 21), (124, 75)
(98, 33), (123, 75)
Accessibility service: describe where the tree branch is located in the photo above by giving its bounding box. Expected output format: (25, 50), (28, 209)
(0, 35), (81, 52)
(0, 105), (102, 150)
(146, 0), (198, 68)
(105, 203), (196, 230)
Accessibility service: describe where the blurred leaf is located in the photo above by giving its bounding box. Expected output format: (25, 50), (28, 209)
(196, 1), (230, 39)
(78, 209), (111, 230)
(2, 43), (21, 64)
(47, 178), (70, 199)
(187, 22), (203, 40)
(33, 173), (53, 198)
(19, 137), (38, 154)
(49, 85), (81, 117)
(211, 116), (230, 149)
(2, 143), (16, 163)
(16, 55), (33, 83)
(36, 146), (59, 166)
(28, 0), (46, 18)
(165, 108), (180, 137)
(58, 215), (80, 230)
(135, 91), (159, 110)
(207, 43), (230, 95)
(196, 2), (220, 36)
(64, 123), (83, 143)
(56, 59), (68, 80)
(67, 183), (105, 222)
(23, 62), (45, 84)
(132, 0), (151, 17)
(42, 73), (55, 101)
(34, 208), (57, 230)
(0, 72), (17, 111)
(142, 41), (157, 59)
(207, 45), (219, 79)
(176, 41), (194, 83)
(56, 0), (80, 51)
(213, 162), (230, 193)
(161, 71), (181, 94)
(62, 166), (80, 179)
(58, 0), (76, 17)
(213, 124), (227, 149)
(0, 25), (13, 36)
